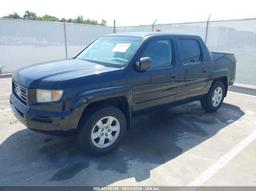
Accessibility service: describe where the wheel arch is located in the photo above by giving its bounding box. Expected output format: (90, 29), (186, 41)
(212, 76), (228, 97)
(77, 96), (131, 131)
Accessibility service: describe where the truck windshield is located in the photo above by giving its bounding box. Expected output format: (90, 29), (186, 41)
(76, 36), (142, 67)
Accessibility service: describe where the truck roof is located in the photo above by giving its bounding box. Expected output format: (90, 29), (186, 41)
(107, 32), (201, 39)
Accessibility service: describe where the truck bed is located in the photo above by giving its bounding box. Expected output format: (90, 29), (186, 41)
(211, 52), (236, 85)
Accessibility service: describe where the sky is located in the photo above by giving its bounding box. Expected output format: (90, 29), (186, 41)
(1, 0), (256, 26)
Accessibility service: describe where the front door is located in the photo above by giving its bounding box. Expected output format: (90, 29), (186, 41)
(132, 38), (178, 111)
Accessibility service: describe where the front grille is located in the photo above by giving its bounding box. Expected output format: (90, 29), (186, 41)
(13, 81), (28, 105)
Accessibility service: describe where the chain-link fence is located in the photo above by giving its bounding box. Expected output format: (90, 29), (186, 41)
(117, 22), (207, 39)
(207, 19), (256, 86)
(1, 18), (256, 85)
(0, 19), (112, 73)
(117, 19), (256, 85)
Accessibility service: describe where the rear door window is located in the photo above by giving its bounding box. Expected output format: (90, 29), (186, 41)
(179, 39), (201, 64)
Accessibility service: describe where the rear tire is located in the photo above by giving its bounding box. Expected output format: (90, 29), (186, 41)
(201, 81), (226, 112)
(77, 105), (127, 155)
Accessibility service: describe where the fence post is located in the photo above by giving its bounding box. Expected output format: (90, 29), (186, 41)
(113, 20), (116, 33)
(63, 21), (68, 59)
(204, 14), (211, 44)
(152, 19), (157, 32)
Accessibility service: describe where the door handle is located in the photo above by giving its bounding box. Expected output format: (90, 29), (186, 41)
(202, 69), (207, 73)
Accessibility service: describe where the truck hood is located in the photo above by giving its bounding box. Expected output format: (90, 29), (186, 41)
(13, 59), (122, 88)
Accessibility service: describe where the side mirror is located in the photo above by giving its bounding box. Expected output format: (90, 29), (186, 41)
(135, 57), (152, 72)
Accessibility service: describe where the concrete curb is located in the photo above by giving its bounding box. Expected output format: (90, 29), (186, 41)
(229, 85), (256, 96)
(0, 73), (12, 78)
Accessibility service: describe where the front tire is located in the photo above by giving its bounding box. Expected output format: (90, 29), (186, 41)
(77, 105), (127, 155)
(201, 81), (226, 112)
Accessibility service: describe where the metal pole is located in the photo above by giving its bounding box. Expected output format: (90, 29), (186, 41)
(152, 19), (157, 32)
(63, 21), (68, 59)
(113, 20), (116, 33)
(205, 14), (211, 44)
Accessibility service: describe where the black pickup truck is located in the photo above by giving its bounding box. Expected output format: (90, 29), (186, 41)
(10, 32), (236, 154)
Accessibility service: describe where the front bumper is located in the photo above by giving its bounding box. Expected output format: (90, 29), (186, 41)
(10, 93), (83, 135)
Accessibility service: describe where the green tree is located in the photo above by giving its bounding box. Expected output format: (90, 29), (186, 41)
(2, 12), (21, 19)
(1, 11), (107, 26)
(74, 15), (84, 23)
(101, 19), (107, 25)
(23, 11), (38, 20)
(41, 15), (60, 22)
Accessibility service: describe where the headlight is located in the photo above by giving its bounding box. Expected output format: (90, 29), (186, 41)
(36, 89), (63, 103)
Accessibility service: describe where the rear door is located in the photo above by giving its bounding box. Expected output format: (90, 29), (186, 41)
(132, 37), (178, 111)
(176, 38), (209, 100)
